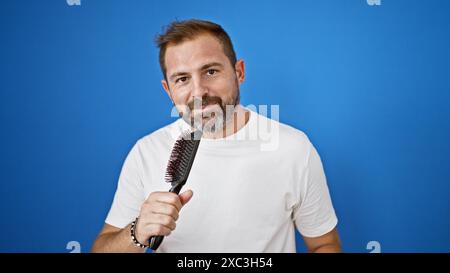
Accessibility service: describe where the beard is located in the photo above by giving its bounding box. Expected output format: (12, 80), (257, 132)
(177, 82), (240, 134)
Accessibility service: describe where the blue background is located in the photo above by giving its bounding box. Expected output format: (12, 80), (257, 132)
(1, 0), (449, 253)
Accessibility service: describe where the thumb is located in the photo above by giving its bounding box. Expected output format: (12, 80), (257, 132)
(179, 190), (193, 206)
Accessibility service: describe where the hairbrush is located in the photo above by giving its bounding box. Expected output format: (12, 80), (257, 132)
(148, 130), (202, 250)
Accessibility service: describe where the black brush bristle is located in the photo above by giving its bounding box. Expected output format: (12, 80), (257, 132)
(165, 130), (202, 187)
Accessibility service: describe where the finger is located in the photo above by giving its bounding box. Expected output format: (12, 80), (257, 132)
(155, 193), (183, 211)
(150, 202), (179, 221)
(149, 213), (176, 230)
(179, 190), (193, 206)
(145, 224), (172, 237)
(145, 191), (165, 203)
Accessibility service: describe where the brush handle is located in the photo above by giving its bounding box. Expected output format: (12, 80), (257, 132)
(148, 183), (184, 250)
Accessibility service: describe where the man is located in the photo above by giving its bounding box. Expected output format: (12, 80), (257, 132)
(92, 19), (341, 253)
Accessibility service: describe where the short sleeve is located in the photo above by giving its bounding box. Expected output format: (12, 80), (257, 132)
(105, 141), (145, 228)
(293, 142), (338, 237)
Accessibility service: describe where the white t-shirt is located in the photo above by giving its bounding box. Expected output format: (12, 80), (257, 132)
(105, 106), (338, 252)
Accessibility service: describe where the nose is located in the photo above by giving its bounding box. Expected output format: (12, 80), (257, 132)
(191, 75), (208, 98)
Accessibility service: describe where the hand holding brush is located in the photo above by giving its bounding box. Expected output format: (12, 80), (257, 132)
(143, 130), (202, 250)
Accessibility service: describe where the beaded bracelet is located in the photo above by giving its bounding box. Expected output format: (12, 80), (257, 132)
(130, 218), (149, 249)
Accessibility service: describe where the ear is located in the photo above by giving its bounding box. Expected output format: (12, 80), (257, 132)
(161, 79), (173, 102)
(235, 59), (245, 84)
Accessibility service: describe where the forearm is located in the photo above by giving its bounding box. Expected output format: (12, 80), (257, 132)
(91, 223), (147, 253)
(310, 243), (342, 253)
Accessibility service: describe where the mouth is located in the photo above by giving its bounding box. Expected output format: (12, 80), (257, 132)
(190, 104), (218, 121)
(200, 103), (221, 112)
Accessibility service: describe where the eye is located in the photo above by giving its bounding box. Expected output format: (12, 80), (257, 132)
(175, 76), (188, 84)
(206, 69), (217, 76)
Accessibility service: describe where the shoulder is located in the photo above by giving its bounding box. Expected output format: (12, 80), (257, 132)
(254, 110), (312, 145)
(251, 110), (314, 165)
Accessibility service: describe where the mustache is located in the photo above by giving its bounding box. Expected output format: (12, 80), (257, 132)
(187, 95), (223, 110)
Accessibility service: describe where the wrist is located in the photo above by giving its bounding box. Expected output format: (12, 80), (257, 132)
(130, 218), (149, 249)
